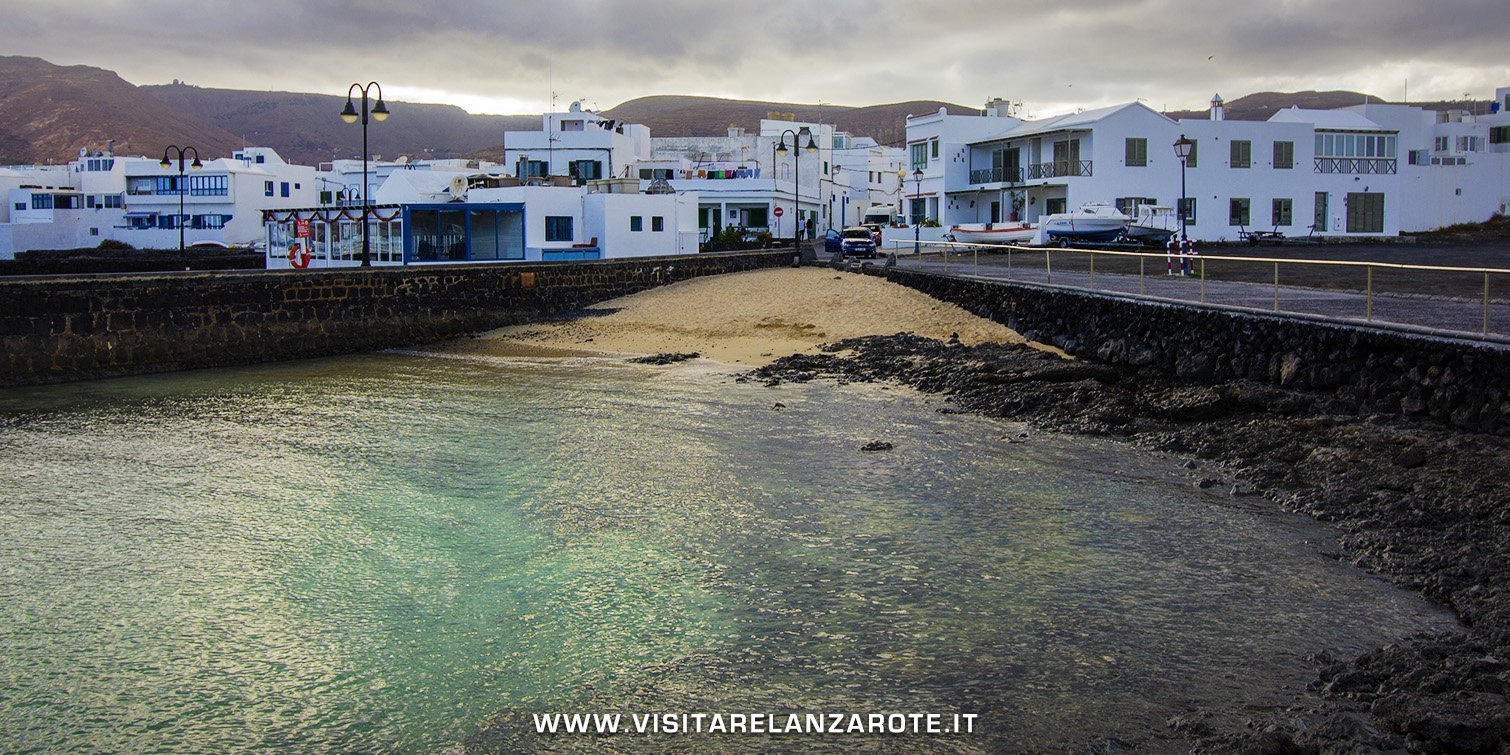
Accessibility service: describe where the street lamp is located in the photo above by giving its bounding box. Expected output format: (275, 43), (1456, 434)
(912, 168), (924, 255)
(159, 145), (202, 253)
(341, 81), (390, 266)
(1173, 135), (1194, 244)
(775, 126), (818, 251)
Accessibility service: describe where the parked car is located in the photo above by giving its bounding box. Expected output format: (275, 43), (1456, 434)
(837, 226), (878, 258)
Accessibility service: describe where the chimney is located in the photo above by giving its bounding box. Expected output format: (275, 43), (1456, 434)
(1210, 94), (1225, 121)
(106, 140), (115, 157)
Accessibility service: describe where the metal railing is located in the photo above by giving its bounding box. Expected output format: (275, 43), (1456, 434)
(1314, 157), (1397, 174)
(969, 166), (1026, 184)
(1026, 160), (1093, 179)
(887, 239), (1508, 340)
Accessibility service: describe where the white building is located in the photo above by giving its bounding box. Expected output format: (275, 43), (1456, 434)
(502, 102), (651, 184)
(1, 146), (318, 257)
(912, 90), (1510, 243)
(262, 177), (699, 269)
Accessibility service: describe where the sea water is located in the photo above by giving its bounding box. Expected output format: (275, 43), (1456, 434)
(0, 353), (1457, 752)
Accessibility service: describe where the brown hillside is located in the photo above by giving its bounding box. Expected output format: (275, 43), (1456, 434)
(0, 56), (242, 164)
(602, 95), (974, 146)
(143, 83), (539, 165)
(1165, 90), (1493, 121)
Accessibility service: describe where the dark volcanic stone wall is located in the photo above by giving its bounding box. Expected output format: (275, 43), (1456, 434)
(884, 269), (1510, 435)
(0, 251), (793, 386)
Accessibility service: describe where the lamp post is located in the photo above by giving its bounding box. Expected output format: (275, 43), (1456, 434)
(775, 126), (818, 252)
(340, 82), (390, 266)
(1173, 135), (1193, 244)
(159, 145), (202, 253)
(912, 168), (924, 255)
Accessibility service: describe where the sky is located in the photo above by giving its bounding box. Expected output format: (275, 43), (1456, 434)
(5, 0), (1508, 118)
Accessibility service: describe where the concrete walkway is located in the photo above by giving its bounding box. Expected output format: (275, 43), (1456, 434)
(892, 252), (1510, 341)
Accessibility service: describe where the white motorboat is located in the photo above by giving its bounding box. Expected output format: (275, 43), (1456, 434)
(1125, 205), (1179, 244)
(1037, 203), (1130, 246)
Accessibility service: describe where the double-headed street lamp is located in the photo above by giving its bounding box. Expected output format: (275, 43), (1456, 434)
(774, 126), (818, 251)
(1173, 134), (1194, 244)
(340, 82), (390, 266)
(159, 145), (202, 253)
(912, 168), (924, 255)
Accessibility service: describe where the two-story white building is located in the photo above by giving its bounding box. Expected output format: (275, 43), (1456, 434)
(502, 102), (651, 185)
(1, 146), (319, 257)
(917, 89), (1510, 243)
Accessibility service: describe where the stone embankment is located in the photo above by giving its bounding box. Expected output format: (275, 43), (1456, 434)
(0, 250), (795, 385)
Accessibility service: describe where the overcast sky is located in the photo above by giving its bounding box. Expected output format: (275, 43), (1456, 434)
(7, 0), (1508, 117)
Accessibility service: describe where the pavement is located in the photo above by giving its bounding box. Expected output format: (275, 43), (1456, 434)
(892, 249), (1510, 341)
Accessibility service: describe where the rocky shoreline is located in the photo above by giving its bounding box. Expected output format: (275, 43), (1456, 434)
(749, 334), (1510, 753)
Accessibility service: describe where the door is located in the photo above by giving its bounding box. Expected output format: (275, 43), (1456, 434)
(1313, 192), (1328, 232)
(1345, 192), (1384, 233)
(989, 201), (1001, 224)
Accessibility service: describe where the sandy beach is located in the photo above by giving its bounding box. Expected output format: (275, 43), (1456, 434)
(440, 267), (1029, 365)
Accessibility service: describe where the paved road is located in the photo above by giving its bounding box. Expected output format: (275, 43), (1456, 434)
(893, 251), (1510, 341)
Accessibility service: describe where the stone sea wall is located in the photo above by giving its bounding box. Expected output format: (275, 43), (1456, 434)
(0, 250), (795, 386)
(883, 268), (1510, 435)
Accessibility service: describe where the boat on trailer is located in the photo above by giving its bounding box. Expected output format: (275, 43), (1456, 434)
(1125, 205), (1179, 245)
(1038, 203), (1129, 246)
(947, 222), (1037, 245)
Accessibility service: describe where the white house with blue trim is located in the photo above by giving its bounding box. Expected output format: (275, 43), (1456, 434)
(262, 179), (698, 269)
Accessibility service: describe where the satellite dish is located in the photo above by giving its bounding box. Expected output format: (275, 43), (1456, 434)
(569, 101), (582, 113)
(396, 155), (410, 164)
(449, 174), (469, 199)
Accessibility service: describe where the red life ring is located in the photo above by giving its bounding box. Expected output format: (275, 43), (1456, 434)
(288, 242), (311, 269)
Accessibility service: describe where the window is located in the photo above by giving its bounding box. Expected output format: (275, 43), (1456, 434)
(630, 215), (644, 232)
(1124, 138), (1148, 167)
(106, 195), (122, 209)
(14, 202), (24, 212)
(1185, 139), (1198, 168)
(569, 160), (602, 181)
(280, 182), (290, 198)
(86, 195), (97, 208)
(255, 155), (265, 164)
(1230, 198), (1250, 226)
(1230, 140), (1251, 168)
(1491, 126), (1510, 145)
(30, 195), (53, 210)
(1273, 141), (1294, 169)
(264, 181), (274, 197)
(85, 158), (114, 172)
(909, 142), (928, 170)
(155, 176), (183, 195)
(1179, 197), (1197, 223)
(521, 160), (549, 178)
(1045, 197), (1067, 215)
(1456, 136), (1484, 152)
(189, 175), (228, 196)
(1434, 136), (1449, 152)
(1408, 149), (1429, 165)
(930, 139), (939, 159)
(545, 216), (573, 242)
(651, 216), (664, 232)
(1272, 198), (1293, 226)
(54, 195), (81, 210)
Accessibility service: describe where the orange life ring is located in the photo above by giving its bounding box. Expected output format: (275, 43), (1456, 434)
(288, 242), (311, 269)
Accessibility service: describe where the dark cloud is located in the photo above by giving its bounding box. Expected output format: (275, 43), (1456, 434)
(5, 0), (1507, 113)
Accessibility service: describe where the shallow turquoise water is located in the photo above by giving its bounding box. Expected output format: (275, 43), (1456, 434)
(0, 353), (1457, 752)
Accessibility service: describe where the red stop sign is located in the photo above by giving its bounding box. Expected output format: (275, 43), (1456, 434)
(773, 206), (785, 218)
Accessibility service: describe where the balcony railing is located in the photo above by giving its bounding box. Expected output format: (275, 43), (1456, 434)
(969, 167), (1024, 184)
(1026, 160), (1093, 179)
(968, 160), (1093, 185)
(1314, 157), (1397, 175)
